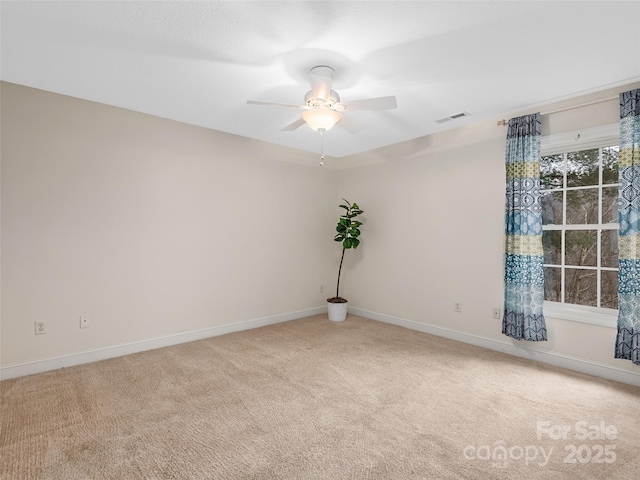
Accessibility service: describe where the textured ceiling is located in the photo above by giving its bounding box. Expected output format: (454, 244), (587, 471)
(2, 1), (640, 158)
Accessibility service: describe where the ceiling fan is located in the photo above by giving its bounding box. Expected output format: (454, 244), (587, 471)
(247, 65), (397, 134)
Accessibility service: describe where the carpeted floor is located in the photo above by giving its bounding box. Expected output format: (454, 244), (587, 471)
(1, 315), (639, 479)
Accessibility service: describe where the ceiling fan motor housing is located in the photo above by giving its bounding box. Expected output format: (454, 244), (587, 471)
(304, 90), (341, 109)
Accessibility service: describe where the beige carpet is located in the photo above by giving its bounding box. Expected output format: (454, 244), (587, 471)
(1, 315), (639, 479)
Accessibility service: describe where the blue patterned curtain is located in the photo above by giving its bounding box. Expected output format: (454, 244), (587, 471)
(616, 88), (640, 365)
(503, 113), (547, 341)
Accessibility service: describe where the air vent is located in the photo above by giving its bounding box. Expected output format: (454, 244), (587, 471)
(435, 111), (471, 124)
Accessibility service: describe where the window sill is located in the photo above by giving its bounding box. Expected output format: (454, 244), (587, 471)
(543, 302), (617, 328)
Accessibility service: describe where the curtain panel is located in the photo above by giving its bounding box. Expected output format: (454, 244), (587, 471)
(616, 88), (640, 365)
(503, 113), (547, 341)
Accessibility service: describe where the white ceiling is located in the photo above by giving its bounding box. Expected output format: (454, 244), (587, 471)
(2, 1), (640, 158)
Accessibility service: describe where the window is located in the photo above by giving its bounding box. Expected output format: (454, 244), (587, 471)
(540, 141), (619, 315)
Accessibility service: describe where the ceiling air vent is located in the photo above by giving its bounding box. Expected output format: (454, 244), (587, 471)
(435, 111), (471, 124)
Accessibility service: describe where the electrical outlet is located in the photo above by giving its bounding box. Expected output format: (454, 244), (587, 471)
(454, 302), (462, 313)
(320, 284), (324, 293)
(80, 315), (90, 328)
(35, 321), (46, 335)
(492, 308), (502, 320)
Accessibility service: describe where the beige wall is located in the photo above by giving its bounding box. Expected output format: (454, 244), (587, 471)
(1, 82), (337, 365)
(337, 81), (640, 376)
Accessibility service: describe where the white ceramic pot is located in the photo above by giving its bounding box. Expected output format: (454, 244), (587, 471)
(327, 301), (348, 322)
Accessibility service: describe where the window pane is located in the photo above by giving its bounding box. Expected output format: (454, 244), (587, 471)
(566, 188), (598, 224)
(540, 154), (564, 190)
(543, 230), (561, 265)
(567, 149), (599, 187)
(602, 187), (619, 224)
(602, 146), (619, 185)
(565, 268), (597, 306)
(544, 267), (561, 302)
(540, 143), (620, 311)
(601, 230), (619, 268)
(541, 191), (563, 225)
(565, 230), (597, 267)
(601, 270), (618, 309)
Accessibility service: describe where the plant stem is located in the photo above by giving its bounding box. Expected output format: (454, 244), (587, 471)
(336, 246), (346, 299)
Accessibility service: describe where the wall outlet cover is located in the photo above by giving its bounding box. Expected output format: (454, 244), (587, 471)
(35, 321), (46, 335)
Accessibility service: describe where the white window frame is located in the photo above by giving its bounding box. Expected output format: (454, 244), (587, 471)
(540, 123), (619, 328)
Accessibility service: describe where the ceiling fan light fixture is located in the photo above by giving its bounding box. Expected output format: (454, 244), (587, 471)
(247, 65), (396, 135)
(302, 106), (341, 131)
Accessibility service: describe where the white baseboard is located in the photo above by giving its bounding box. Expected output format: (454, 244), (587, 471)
(0, 307), (327, 381)
(349, 307), (640, 388)
(4, 305), (638, 387)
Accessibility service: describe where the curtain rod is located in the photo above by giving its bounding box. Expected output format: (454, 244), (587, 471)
(496, 95), (619, 126)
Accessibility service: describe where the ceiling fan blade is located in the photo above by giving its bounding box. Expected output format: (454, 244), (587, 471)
(339, 96), (397, 112)
(336, 116), (365, 134)
(281, 117), (307, 132)
(308, 66), (334, 101)
(247, 100), (306, 109)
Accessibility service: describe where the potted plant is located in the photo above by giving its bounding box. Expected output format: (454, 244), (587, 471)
(327, 199), (363, 321)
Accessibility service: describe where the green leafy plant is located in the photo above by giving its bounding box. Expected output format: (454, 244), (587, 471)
(328, 199), (363, 303)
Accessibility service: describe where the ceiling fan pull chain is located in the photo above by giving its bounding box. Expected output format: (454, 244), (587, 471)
(319, 128), (325, 166)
